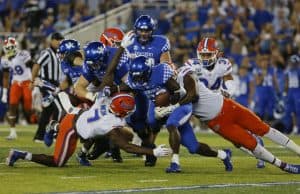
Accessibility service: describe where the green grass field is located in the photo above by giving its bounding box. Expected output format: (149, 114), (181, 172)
(1, 125), (300, 194)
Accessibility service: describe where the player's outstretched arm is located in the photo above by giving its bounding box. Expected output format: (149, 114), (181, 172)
(108, 128), (170, 157)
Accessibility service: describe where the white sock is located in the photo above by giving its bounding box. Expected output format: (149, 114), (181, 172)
(273, 158), (282, 168)
(25, 152), (32, 161)
(252, 143), (276, 164)
(171, 154), (180, 164)
(217, 150), (227, 160)
(264, 127), (300, 155)
(81, 146), (88, 153)
(10, 128), (16, 133)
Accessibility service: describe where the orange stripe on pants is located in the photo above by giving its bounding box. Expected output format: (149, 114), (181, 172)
(53, 114), (78, 167)
(207, 98), (269, 150)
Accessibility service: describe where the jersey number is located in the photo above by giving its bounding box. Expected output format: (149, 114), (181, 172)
(14, 65), (24, 75)
(87, 105), (107, 123)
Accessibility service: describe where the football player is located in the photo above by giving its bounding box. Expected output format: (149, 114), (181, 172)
(185, 37), (265, 168)
(160, 62), (300, 174)
(6, 91), (171, 167)
(1, 37), (35, 140)
(125, 15), (173, 167)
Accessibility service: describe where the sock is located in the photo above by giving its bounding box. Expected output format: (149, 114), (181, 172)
(217, 150), (227, 160)
(171, 154), (179, 164)
(10, 128), (16, 134)
(252, 143), (276, 164)
(81, 146), (88, 153)
(273, 158), (282, 168)
(264, 127), (300, 155)
(25, 152), (32, 161)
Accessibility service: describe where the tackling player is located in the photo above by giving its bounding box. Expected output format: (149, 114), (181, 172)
(185, 37), (265, 168)
(160, 62), (300, 174)
(6, 91), (171, 167)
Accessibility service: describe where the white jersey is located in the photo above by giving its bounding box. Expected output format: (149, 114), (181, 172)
(2, 50), (32, 82)
(177, 65), (223, 121)
(75, 95), (126, 139)
(185, 57), (232, 93)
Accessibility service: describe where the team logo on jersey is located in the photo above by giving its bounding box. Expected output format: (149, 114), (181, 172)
(133, 45), (139, 51)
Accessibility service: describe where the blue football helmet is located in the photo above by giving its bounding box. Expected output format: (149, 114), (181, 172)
(57, 39), (80, 54)
(83, 41), (107, 70)
(129, 56), (153, 87)
(134, 15), (156, 44)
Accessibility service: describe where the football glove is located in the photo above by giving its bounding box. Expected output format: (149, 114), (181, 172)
(121, 31), (135, 48)
(153, 144), (172, 157)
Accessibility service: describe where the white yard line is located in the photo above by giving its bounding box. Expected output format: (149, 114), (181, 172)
(53, 181), (300, 194)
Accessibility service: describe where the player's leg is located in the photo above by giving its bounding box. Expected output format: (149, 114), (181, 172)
(22, 80), (33, 124)
(6, 82), (21, 140)
(53, 114), (78, 167)
(179, 121), (233, 172)
(164, 104), (192, 172)
(6, 114), (77, 167)
(232, 99), (300, 155)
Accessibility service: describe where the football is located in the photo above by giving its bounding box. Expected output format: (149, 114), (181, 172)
(155, 90), (170, 107)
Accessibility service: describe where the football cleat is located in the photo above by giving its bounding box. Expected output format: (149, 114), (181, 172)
(44, 120), (58, 147)
(281, 163), (300, 174)
(256, 159), (265, 169)
(165, 162), (181, 173)
(222, 149), (233, 171)
(76, 152), (91, 166)
(6, 149), (26, 166)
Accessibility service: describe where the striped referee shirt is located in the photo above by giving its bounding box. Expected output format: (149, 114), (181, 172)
(37, 47), (65, 86)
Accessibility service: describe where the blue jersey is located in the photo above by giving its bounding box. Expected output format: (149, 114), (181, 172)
(253, 66), (276, 87)
(126, 63), (174, 101)
(81, 47), (129, 85)
(126, 35), (170, 65)
(61, 60), (82, 84)
(284, 67), (300, 89)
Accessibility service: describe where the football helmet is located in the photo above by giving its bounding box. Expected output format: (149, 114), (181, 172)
(57, 39), (80, 54)
(197, 37), (219, 69)
(100, 27), (124, 47)
(3, 37), (18, 58)
(129, 56), (153, 87)
(83, 41), (107, 70)
(134, 15), (156, 44)
(110, 92), (135, 118)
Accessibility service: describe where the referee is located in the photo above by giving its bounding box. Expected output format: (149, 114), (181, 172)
(31, 32), (65, 142)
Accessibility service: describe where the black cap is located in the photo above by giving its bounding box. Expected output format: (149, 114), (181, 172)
(51, 32), (64, 40)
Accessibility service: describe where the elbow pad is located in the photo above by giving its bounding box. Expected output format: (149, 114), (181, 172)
(222, 80), (235, 97)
